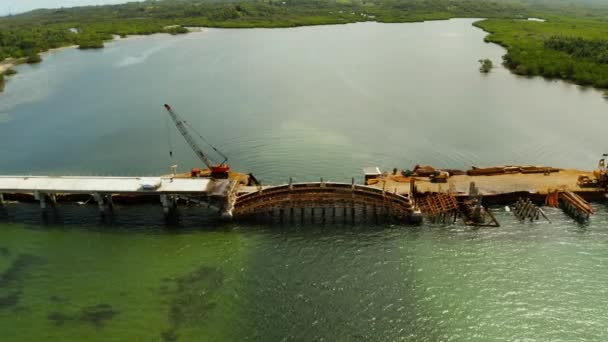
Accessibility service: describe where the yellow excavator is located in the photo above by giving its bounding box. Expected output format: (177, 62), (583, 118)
(593, 155), (608, 185)
(578, 154), (608, 188)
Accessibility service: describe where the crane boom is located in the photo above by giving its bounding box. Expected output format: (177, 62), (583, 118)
(163, 104), (215, 169)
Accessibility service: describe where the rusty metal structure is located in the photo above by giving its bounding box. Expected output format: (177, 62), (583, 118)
(415, 193), (460, 224)
(233, 181), (421, 224)
(559, 191), (595, 222)
(512, 197), (551, 223)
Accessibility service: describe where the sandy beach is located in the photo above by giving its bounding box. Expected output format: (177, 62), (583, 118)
(0, 58), (22, 73)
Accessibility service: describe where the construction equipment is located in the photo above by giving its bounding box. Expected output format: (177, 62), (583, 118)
(592, 154), (608, 186)
(429, 170), (449, 183)
(163, 104), (230, 179)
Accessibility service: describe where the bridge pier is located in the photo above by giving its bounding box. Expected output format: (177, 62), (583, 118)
(332, 207), (336, 223)
(160, 194), (177, 219)
(0, 193), (4, 206)
(373, 205), (378, 223)
(34, 191), (47, 210)
(93, 192), (114, 218)
(48, 193), (57, 206)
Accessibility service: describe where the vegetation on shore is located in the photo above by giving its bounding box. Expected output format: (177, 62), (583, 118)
(0, 0), (534, 62)
(479, 58), (493, 73)
(475, 17), (608, 88)
(1, 0), (608, 91)
(25, 53), (42, 64)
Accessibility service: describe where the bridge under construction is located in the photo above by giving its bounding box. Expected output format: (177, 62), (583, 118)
(0, 164), (605, 227)
(1, 104), (606, 226)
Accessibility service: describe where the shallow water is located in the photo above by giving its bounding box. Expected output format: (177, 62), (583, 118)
(1, 19), (608, 341)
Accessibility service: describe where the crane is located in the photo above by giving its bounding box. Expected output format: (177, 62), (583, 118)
(163, 104), (230, 178)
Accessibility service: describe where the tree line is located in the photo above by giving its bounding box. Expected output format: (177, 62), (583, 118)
(545, 36), (608, 64)
(0, 0), (533, 61)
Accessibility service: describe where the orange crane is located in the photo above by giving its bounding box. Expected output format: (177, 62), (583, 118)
(163, 104), (230, 179)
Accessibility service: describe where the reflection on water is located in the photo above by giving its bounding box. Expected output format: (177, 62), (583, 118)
(0, 20), (606, 182)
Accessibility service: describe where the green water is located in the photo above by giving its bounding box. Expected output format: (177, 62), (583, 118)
(1, 19), (608, 340)
(2, 209), (608, 341)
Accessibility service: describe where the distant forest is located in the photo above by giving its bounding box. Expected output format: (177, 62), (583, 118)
(0, 0), (536, 60)
(1, 0), (608, 89)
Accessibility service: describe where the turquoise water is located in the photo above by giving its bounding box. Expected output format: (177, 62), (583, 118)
(1, 19), (608, 341)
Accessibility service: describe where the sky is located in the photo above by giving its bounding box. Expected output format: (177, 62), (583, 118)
(0, 0), (137, 15)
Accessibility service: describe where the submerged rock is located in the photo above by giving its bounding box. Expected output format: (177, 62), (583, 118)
(161, 266), (225, 341)
(0, 254), (43, 310)
(48, 303), (120, 328)
(48, 311), (73, 326)
(0, 292), (19, 309)
(79, 304), (120, 327)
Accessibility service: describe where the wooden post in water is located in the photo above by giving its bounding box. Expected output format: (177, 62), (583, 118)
(373, 205), (378, 223)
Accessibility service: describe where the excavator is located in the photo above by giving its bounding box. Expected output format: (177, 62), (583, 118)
(163, 104), (232, 179)
(578, 154), (608, 188)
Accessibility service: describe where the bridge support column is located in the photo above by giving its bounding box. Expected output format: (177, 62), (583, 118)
(373, 205), (378, 223)
(322, 208), (326, 224)
(160, 194), (177, 218)
(93, 192), (113, 217)
(300, 208), (305, 223)
(34, 191), (46, 210)
(106, 195), (114, 213)
(0, 193), (4, 206)
(47, 193), (57, 209)
(279, 208), (284, 224)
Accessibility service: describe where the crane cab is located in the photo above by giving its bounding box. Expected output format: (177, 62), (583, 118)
(211, 165), (230, 179)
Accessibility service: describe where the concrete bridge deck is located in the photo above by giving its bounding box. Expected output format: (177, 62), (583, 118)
(0, 175), (224, 194)
(0, 175), (235, 216)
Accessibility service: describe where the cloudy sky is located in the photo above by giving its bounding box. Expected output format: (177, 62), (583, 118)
(0, 0), (138, 15)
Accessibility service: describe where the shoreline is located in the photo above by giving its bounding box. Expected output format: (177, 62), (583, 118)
(0, 58), (23, 74)
(0, 29), (208, 92)
(0, 44), (79, 77)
